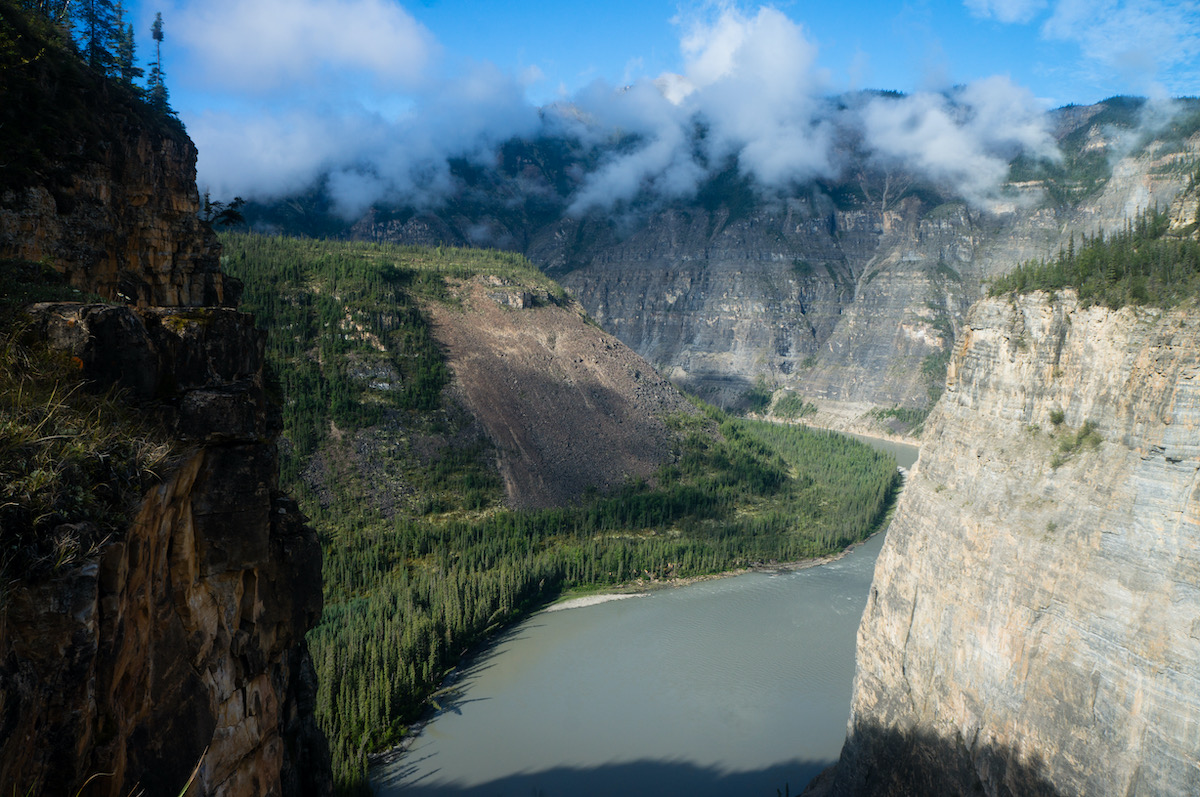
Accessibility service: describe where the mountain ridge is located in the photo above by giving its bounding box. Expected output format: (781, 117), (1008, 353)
(240, 95), (1200, 434)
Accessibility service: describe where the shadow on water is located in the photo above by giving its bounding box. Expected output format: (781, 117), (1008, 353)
(804, 722), (1068, 797)
(425, 621), (546, 711)
(375, 757), (833, 797)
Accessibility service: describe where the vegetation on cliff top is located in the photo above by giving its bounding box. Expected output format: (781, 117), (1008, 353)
(1008, 96), (1200, 207)
(0, 1), (182, 196)
(0, 259), (172, 586)
(989, 206), (1200, 308)
(221, 233), (900, 794)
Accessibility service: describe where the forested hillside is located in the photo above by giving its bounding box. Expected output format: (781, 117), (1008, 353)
(222, 234), (901, 794)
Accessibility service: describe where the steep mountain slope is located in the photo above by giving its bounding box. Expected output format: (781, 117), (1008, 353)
(428, 275), (693, 507)
(811, 229), (1200, 793)
(256, 98), (1200, 436)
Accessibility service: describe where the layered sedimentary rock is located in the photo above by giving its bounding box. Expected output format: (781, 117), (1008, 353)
(346, 107), (1199, 425)
(0, 126), (232, 307)
(818, 292), (1200, 796)
(0, 306), (331, 796)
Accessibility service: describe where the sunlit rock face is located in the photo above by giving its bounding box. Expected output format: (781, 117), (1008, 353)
(0, 123), (233, 308)
(812, 291), (1200, 797)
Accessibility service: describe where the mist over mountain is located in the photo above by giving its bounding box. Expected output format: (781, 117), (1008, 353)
(179, 1), (1200, 463)
(185, 3), (1197, 227)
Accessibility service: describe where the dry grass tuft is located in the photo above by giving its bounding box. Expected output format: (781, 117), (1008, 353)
(0, 263), (174, 583)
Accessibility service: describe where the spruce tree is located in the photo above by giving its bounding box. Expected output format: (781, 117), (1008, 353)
(112, 3), (140, 85)
(76, 0), (118, 73)
(145, 11), (174, 113)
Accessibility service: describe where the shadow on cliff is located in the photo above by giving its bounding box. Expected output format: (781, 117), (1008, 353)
(803, 721), (1068, 797)
(374, 756), (830, 797)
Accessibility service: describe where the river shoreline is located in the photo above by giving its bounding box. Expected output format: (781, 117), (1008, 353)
(367, 530), (888, 769)
(370, 432), (919, 774)
(545, 526), (891, 611)
(372, 529), (896, 796)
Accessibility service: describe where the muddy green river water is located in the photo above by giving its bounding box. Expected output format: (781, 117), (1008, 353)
(375, 436), (918, 797)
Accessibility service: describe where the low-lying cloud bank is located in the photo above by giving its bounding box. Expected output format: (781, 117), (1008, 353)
(174, 2), (1188, 221)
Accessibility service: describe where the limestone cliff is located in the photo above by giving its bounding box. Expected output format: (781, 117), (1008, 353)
(339, 103), (1199, 434)
(816, 292), (1200, 796)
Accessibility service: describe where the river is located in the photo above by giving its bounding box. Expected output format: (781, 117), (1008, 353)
(374, 434), (918, 797)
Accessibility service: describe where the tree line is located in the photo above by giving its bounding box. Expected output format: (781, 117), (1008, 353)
(989, 205), (1200, 308)
(9, 0), (173, 112)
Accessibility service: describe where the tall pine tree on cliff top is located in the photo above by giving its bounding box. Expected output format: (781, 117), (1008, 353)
(112, 2), (141, 85)
(146, 11), (170, 112)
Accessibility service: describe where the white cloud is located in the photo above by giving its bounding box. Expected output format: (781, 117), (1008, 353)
(190, 107), (382, 201)
(167, 0), (438, 93)
(188, 60), (541, 215)
(179, 1), (1063, 218)
(968, 0), (1200, 95)
(1042, 0), (1200, 90)
(565, 5), (838, 213)
(678, 6), (836, 186)
(859, 77), (1056, 207)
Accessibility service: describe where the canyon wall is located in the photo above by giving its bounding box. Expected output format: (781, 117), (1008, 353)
(346, 112), (1199, 430)
(1, 307), (330, 797)
(0, 4), (231, 308)
(529, 140), (1194, 426)
(0, 119), (233, 308)
(815, 291), (1200, 796)
(0, 9), (330, 792)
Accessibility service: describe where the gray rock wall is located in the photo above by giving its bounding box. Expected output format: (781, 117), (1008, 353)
(354, 127), (1199, 430)
(819, 292), (1200, 796)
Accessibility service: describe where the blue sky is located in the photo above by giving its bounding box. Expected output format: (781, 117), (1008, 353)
(117, 0), (1200, 211)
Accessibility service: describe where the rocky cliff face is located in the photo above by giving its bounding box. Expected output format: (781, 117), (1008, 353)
(344, 110), (1199, 432)
(0, 3), (231, 308)
(0, 8), (329, 791)
(533, 139), (1195, 428)
(0, 305), (331, 796)
(0, 124), (233, 308)
(816, 291), (1200, 796)
(528, 194), (981, 414)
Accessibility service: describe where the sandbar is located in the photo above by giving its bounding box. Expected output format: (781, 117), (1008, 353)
(544, 592), (649, 612)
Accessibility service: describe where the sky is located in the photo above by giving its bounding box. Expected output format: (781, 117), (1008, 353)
(119, 0), (1200, 217)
